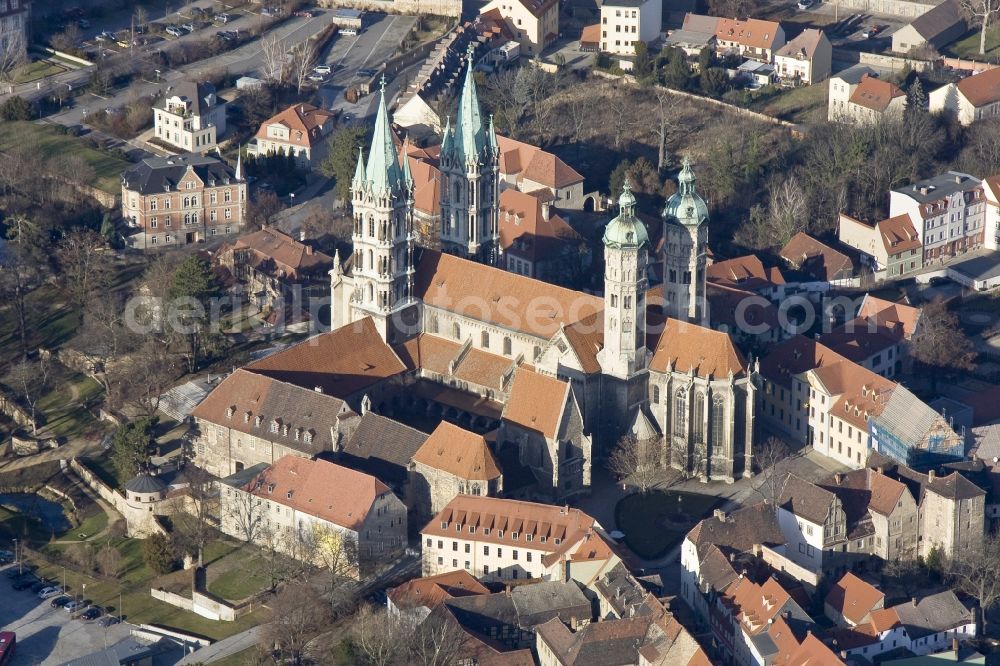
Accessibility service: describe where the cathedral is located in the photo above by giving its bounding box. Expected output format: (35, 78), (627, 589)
(330, 52), (758, 486)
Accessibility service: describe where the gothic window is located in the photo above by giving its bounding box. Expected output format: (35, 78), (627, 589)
(453, 323), (461, 340)
(673, 389), (687, 437)
(624, 295), (632, 309)
(533, 345), (541, 360)
(669, 269), (677, 282)
(428, 314), (439, 334)
(367, 250), (373, 272)
(503, 337), (512, 356)
(368, 218), (375, 237)
(693, 393), (705, 443)
(481, 331), (490, 348)
(683, 271), (691, 284)
(711, 395), (726, 451)
(367, 283), (374, 302)
(610, 294), (618, 307)
(652, 385), (660, 404)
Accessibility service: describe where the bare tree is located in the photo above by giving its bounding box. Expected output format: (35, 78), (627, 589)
(260, 35), (286, 85)
(653, 87), (681, 172)
(119, 340), (181, 419)
(607, 83), (634, 150)
(608, 435), (664, 494)
(134, 6), (150, 31)
(0, 30), (26, 89)
(169, 465), (218, 568)
(56, 229), (112, 308)
(910, 301), (976, 391)
(223, 482), (267, 544)
(308, 523), (359, 602)
(97, 544), (123, 578)
(0, 215), (44, 361)
(406, 608), (468, 666)
(948, 533), (1000, 634)
(961, 0), (1000, 55)
(6, 356), (50, 435)
(289, 40), (316, 94)
(262, 583), (333, 665)
(751, 437), (791, 506)
(353, 604), (404, 666)
(51, 24), (83, 54)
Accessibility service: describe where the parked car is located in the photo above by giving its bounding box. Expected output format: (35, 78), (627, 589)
(181, 23), (196, 32)
(929, 276), (951, 286)
(340, 27), (358, 36)
(797, 0), (814, 8)
(313, 64), (331, 75)
(165, 26), (184, 37)
(214, 13), (233, 23)
(0, 550), (13, 562)
(98, 615), (121, 627)
(78, 606), (101, 620)
(261, 7), (283, 17)
(216, 30), (237, 41)
(64, 600), (85, 613)
(358, 68), (376, 78)
(38, 587), (61, 599)
(50, 596), (72, 608)
(30, 580), (52, 593)
(96, 31), (116, 42)
(295, 10), (315, 17)
(78, 18), (90, 29)
(862, 25), (882, 38)
(308, 73), (326, 82)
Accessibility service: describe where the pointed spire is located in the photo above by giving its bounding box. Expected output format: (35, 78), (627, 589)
(366, 79), (404, 194)
(234, 146), (243, 181)
(678, 155), (696, 195)
(401, 136), (413, 188)
(441, 115), (452, 156)
(333, 249), (343, 277)
(487, 113), (498, 153)
(352, 148), (366, 190)
(452, 43), (487, 164)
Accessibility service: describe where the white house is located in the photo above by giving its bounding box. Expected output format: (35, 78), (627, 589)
(774, 29), (832, 85)
(599, 0), (662, 57)
(153, 81), (227, 154)
(930, 67), (1000, 125)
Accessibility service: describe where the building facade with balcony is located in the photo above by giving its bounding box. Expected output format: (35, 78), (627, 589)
(153, 81), (227, 154)
(889, 171), (985, 261)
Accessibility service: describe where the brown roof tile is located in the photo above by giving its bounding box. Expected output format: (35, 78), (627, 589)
(706, 254), (785, 291)
(648, 318), (747, 378)
(956, 65), (1000, 107)
(824, 572), (885, 625)
(255, 103), (336, 149)
(387, 570), (489, 611)
(503, 367), (570, 438)
(849, 75), (905, 112)
(779, 232), (854, 282)
(496, 136), (583, 189)
(412, 421), (502, 480)
(775, 28), (826, 59)
(712, 16), (784, 50)
(759, 336), (849, 390)
(876, 213), (922, 255)
(499, 188), (580, 262)
(224, 227), (333, 279)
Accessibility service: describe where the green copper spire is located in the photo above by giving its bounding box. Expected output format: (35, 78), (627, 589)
(488, 113), (498, 153)
(352, 148), (366, 190)
(366, 77), (405, 193)
(451, 43), (488, 163)
(604, 180), (649, 249)
(441, 115), (451, 155)
(401, 137), (413, 188)
(663, 156), (709, 227)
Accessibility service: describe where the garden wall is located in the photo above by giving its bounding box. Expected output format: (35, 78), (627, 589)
(316, 0), (461, 18)
(70, 458), (166, 538)
(828, 0), (933, 17)
(0, 388), (37, 430)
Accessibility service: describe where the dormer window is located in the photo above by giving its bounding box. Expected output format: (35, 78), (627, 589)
(498, 530), (504, 538)
(554, 538), (561, 545)
(254, 416), (262, 428)
(469, 526), (476, 534)
(483, 528), (491, 536)
(512, 532), (518, 540)
(226, 406), (234, 419)
(270, 420), (279, 434)
(441, 521), (448, 529)
(295, 428), (301, 441)
(244, 411), (251, 423)
(287, 490), (293, 499)
(455, 524), (462, 532)
(267, 484), (275, 493)
(303, 431), (313, 444)
(540, 536), (546, 543)
(282, 424), (289, 436)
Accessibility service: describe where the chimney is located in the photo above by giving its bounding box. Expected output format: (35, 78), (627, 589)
(955, 174), (963, 184)
(911, 597), (918, 607)
(714, 509), (727, 522)
(928, 469), (936, 482)
(305, 245), (313, 256)
(783, 610), (791, 620)
(877, 466), (885, 475)
(299, 229), (307, 242)
(834, 473), (844, 485)
(314, 386), (323, 393)
(262, 222), (269, 230)
(541, 201), (551, 221)
(570, 616), (578, 630)
(300, 104), (305, 115)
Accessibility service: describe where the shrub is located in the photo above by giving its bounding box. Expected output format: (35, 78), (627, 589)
(142, 533), (177, 575)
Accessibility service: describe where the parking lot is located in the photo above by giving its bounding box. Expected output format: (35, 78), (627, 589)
(0, 564), (132, 665)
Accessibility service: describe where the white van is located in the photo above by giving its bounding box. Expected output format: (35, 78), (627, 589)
(341, 27), (358, 36)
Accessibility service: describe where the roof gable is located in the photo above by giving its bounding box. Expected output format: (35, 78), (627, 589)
(412, 421), (502, 480)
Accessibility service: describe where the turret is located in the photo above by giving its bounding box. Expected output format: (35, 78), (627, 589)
(661, 157), (709, 324)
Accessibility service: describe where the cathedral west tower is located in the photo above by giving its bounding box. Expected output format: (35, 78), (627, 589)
(661, 158), (708, 325)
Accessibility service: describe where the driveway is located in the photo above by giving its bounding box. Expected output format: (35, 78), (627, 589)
(0, 565), (132, 665)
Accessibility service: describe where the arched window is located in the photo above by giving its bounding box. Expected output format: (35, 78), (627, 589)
(673, 389), (687, 437)
(367, 250), (373, 272)
(481, 331), (490, 348)
(693, 393), (705, 443)
(652, 385), (660, 404)
(711, 395), (726, 451)
(428, 314), (439, 334)
(503, 337), (512, 356)
(533, 345), (541, 360)
(453, 322), (461, 340)
(367, 283), (374, 302)
(368, 218), (375, 237)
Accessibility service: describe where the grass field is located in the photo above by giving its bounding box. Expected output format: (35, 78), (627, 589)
(946, 27), (1000, 61)
(36, 371), (106, 442)
(14, 60), (66, 84)
(0, 284), (80, 367)
(207, 561), (272, 602)
(615, 490), (721, 560)
(0, 121), (129, 194)
(751, 83), (827, 124)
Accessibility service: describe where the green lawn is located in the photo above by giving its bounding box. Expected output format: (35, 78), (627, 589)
(945, 27), (1000, 61)
(615, 490), (721, 560)
(81, 456), (124, 491)
(0, 284), (80, 368)
(0, 504), (55, 543)
(751, 83), (827, 124)
(207, 562), (271, 602)
(57, 509), (109, 542)
(36, 372), (106, 442)
(0, 122), (129, 194)
(13, 60), (66, 84)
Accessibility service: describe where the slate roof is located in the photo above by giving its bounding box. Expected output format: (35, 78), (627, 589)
(339, 411), (429, 486)
(892, 590), (972, 639)
(510, 581), (591, 627)
(124, 474), (167, 494)
(592, 561), (648, 618)
(685, 503), (785, 560)
(122, 153), (238, 195)
(778, 474), (836, 525)
(908, 0), (964, 42)
(535, 614), (652, 666)
(155, 80), (218, 116)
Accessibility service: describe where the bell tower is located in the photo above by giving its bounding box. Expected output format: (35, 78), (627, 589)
(349, 79), (416, 343)
(661, 157), (708, 325)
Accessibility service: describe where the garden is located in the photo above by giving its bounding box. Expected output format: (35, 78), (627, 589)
(614, 489), (721, 560)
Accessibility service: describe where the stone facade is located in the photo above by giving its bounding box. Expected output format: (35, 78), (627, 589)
(409, 461), (501, 519)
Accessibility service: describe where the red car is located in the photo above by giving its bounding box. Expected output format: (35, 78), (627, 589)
(294, 10), (315, 17)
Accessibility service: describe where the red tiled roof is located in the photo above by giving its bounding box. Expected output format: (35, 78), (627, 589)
(706, 254), (785, 291)
(824, 572), (885, 625)
(387, 570), (489, 611)
(956, 66), (1000, 107)
(648, 318), (747, 378)
(255, 103), (336, 149)
(877, 214), (922, 255)
(224, 227), (333, 279)
(780, 232), (853, 282)
(503, 367), (570, 438)
(499, 188), (580, 262)
(849, 75), (905, 112)
(496, 136), (583, 189)
(412, 421), (502, 480)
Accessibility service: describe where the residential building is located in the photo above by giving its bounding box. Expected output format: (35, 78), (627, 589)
(776, 473), (852, 575)
(889, 171), (985, 261)
(818, 294), (922, 379)
(706, 254), (786, 298)
(152, 81), (227, 153)
(779, 232), (855, 283)
(892, 0), (966, 54)
(930, 67), (1000, 125)
(120, 152), (246, 250)
(838, 212), (924, 278)
(387, 570), (489, 621)
(479, 0), (559, 56)
(774, 29), (832, 85)
(598, 0), (663, 58)
(214, 226), (334, 312)
(498, 188), (585, 283)
(0, 0), (30, 53)
(252, 103), (337, 167)
(828, 65), (878, 121)
(980, 174), (1000, 250)
(824, 572), (884, 627)
(409, 421), (503, 521)
(419, 495), (603, 581)
(683, 14), (786, 63)
(218, 455), (407, 574)
(496, 135), (588, 209)
(664, 28), (716, 59)
(871, 385), (965, 466)
(842, 74), (907, 124)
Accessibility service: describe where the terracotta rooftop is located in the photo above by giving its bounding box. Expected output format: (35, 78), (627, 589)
(877, 213), (922, 255)
(412, 421), (502, 480)
(387, 570), (489, 612)
(394, 333), (517, 393)
(955, 64), (1000, 107)
(849, 75), (905, 112)
(191, 369), (352, 454)
(223, 227), (333, 279)
(775, 28), (826, 60)
(705, 254), (785, 291)
(255, 103), (336, 149)
(498, 188), (580, 262)
(238, 455), (392, 530)
(502, 367), (571, 439)
(809, 359), (895, 430)
(857, 295), (921, 340)
(779, 232), (853, 282)
(824, 572), (885, 626)
(581, 23), (600, 44)
(683, 15), (784, 50)
(759, 335), (848, 389)
(244, 317), (406, 398)
(496, 135), (583, 189)
(648, 317), (747, 378)
(412, 249), (602, 340)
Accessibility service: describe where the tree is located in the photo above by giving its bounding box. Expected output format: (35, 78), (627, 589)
(406, 608), (468, 666)
(700, 67), (730, 98)
(289, 40), (316, 94)
(310, 523), (358, 601)
(260, 35), (286, 84)
(67, 543), (97, 572)
(262, 583), (332, 666)
(245, 190), (284, 230)
(117, 341), (180, 419)
(750, 437), (791, 506)
(608, 435), (663, 494)
(6, 357), (50, 435)
(948, 534), (1000, 633)
(168, 256), (221, 373)
(663, 50), (691, 91)
(633, 41), (653, 81)
(56, 228), (111, 308)
(142, 533), (177, 575)
(0, 95), (31, 121)
(910, 301), (976, 390)
(51, 24), (83, 55)
(170, 466), (218, 568)
(0, 29), (26, 89)
(1, 216), (46, 360)
(697, 46), (714, 73)
(97, 544), (123, 578)
(960, 0), (1000, 55)
(110, 417), (155, 482)
(353, 604), (403, 666)
(225, 484), (267, 544)
(653, 87), (681, 172)
(906, 78), (927, 115)
(134, 6), (150, 31)
(319, 125), (369, 203)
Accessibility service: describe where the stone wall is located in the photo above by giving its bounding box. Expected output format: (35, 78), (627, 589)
(70, 458), (166, 538)
(316, 0), (461, 18)
(0, 388), (37, 430)
(830, 0), (934, 16)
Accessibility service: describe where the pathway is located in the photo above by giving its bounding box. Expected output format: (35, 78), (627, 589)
(50, 464), (121, 545)
(176, 625), (263, 665)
